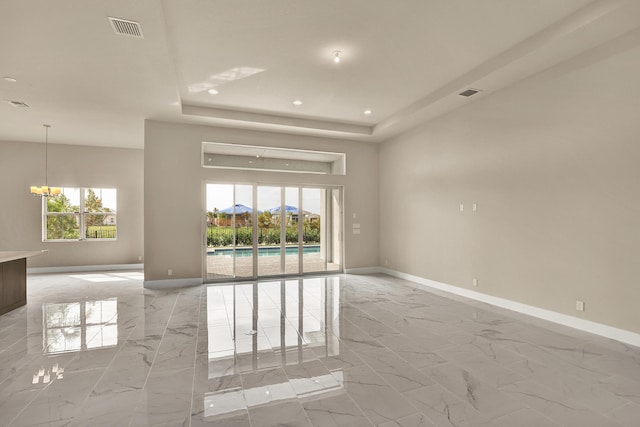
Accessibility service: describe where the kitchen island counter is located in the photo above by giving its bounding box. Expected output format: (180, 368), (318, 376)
(0, 250), (47, 315)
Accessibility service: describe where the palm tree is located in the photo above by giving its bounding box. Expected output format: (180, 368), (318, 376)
(257, 211), (273, 243)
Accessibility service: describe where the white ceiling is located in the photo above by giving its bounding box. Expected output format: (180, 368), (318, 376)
(1, 0), (640, 149)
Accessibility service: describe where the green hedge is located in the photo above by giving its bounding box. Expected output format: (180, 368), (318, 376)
(207, 226), (319, 247)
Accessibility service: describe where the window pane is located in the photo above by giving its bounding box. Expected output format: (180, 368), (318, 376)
(234, 185), (253, 278)
(47, 214), (80, 240)
(302, 188), (324, 273)
(46, 188), (80, 213)
(206, 184), (235, 280)
(258, 186), (281, 276)
(85, 214), (116, 239)
(285, 187), (299, 275)
(85, 188), (116, 212)
(84, 188), (117, 239)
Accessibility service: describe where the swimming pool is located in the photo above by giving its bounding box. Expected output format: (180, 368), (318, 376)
(208, 245), (320, 258)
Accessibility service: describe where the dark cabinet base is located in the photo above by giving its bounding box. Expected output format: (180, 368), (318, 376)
(0, 258), (27, 315)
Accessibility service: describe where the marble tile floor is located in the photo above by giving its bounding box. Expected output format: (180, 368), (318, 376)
(0, 271), (639, 426)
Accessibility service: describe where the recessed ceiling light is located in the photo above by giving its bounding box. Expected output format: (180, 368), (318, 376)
(208, 88), (219, 95)
(459, 88), (481, 97)
(332, 50), (341, 63)
(363, 109), (372, 115)
(293, 100), (302, 106)
(3, 76), (17, 83)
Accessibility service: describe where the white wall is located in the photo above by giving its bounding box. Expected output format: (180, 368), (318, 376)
(379, 67), (640, 334)
(144, 120), (378, 282)
(0, 140), (144, 268)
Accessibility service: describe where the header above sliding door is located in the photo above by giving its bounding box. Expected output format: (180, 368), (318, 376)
(202, 142), (346, 175)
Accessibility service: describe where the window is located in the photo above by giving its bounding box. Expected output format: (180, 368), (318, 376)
(44, 187), (117, 241)
(202, 142), (346, 175)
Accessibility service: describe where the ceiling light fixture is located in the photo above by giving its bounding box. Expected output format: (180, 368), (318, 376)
(293, 100), (302, 106)
(332, 50), (341, 63)
(207, 88), (219, 95)
(363, 109), (372, 115)
(459, 88), (481, 97)
(30, 124), (61, 197)
(3, 76), (17, 83)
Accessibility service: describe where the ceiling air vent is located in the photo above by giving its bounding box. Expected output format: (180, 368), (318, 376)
(459, 88), (481, 97)
(7, 100), (30, 108)
(108, 17), (143, 38)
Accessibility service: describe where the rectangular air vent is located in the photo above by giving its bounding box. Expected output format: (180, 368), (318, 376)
(7, 100), (30, 108)
(108, 17), (143, 38)
(459, 88), (481, 97)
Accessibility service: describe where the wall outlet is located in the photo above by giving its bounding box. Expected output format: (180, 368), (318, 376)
(168, 269), (173, 276)
(138, 255), (143, 261)
(459, 204), (464, 212)
(385, 259), (389, 265)
(576, 300), (585, 312)
(473, 203), (477, 212)
(472, 278), (478, 287)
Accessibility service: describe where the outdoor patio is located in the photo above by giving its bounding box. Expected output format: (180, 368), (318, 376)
(206, 251), (340, 280)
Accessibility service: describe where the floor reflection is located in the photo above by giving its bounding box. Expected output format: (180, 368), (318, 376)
(32, 362), (63, 384)
(43, 298), (118, 354)
(206, 277), (340, 374)
(203, 277), (343, 418)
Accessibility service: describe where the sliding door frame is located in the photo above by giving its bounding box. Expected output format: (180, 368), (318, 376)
(204, 182), (343, 283)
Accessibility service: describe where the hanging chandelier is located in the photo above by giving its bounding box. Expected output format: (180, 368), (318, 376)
(30, 124), (61, 197)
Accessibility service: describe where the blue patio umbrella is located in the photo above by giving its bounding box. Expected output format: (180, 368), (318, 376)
(267, 205), (299, 214)
(219, 204), (255, 214)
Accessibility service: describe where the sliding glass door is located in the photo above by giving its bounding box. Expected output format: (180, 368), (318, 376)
(205, 184), (342, 281)
(284, 187), (300, 275)
(257, 186), (281, 277)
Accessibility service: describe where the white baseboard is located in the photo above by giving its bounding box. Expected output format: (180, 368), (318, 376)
(372, 267), (640, 348)
(28, 263), (144, 274)
(143, 278), (203, 289)
(344, 266), (382, 274)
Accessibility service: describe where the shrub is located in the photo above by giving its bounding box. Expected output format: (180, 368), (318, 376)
(208, 225), (319, 246)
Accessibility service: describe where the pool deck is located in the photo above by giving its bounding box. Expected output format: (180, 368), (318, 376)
(206, 250), (339, 280)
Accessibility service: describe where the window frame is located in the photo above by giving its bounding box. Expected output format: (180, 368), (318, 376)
(42, 187), (117, 242)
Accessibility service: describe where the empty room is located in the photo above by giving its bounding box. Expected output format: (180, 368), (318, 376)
(0, 1), (639, 426)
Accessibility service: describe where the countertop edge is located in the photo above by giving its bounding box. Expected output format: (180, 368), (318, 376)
(0, 250), (48, 264)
